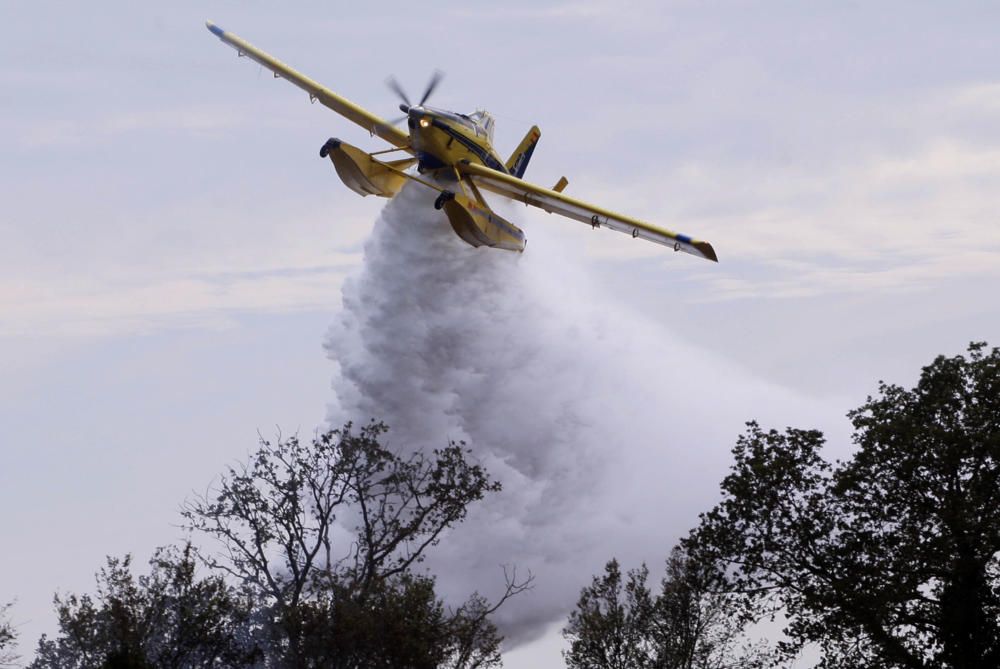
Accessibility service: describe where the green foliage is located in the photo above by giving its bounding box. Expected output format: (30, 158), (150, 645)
(688, 342), (1000, 668)
(29, 545), (258, 669)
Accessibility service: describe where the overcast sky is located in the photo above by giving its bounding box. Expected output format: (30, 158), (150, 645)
(3, 1), (1000, 666)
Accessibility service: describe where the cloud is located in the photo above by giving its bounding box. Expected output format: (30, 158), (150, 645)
(951, 81), (1000, 113)
(0, 258), (357, 337)
(0, 181), (376, 338)
(456, 0), (632, 21)
(540, 133), (1000, 301)
(6, 105), (256, 149)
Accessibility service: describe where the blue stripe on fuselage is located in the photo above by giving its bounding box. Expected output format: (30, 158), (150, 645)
(432, 119), (508, 173)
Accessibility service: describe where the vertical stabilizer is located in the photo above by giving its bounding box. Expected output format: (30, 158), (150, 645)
(506, 126), (541, 178)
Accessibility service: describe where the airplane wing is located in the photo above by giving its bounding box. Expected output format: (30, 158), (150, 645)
(205, 21), (411, 151)
(456, 161), (717, 262)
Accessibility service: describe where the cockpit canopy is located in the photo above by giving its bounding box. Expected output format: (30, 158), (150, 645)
(469, 110), (495, 141)
(422, 107), (496, 142)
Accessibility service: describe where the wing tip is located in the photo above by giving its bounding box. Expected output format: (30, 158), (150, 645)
(695, 241), (718, 263)
(205, 20), (225, 37)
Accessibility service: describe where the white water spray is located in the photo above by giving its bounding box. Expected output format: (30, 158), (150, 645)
(325, 182), (833, 646)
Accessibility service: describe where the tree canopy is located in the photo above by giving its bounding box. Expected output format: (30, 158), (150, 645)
(29, 545), (257, 669)
(180, 420), (527, 667)
(32, 421), (528, 668)
(687, 342), (1000, 668)
(25, 337), (999, 667)
(563, 548), (774, 669)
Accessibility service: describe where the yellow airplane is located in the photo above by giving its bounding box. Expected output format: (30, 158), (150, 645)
(205, 21), (718, 262)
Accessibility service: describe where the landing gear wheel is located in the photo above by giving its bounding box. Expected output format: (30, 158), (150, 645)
(319, 138), (341, 158)
(434, 190), (455, 210)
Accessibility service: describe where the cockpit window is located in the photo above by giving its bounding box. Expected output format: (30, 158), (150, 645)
(469, 110), (495, 141)
(424, 106), (495, 141)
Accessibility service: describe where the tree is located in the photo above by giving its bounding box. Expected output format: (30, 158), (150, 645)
(293, 571), (511, 669)
(181, 420), (529, 667)
(293, 573), (447, 668)
(563, 559), (658, 669)
(651, 547), (773, 669)
(563, 550), (774, 669)
(29, 545), (259, 669)
(687, 342), (1000, 668)
(0, 602), (17, 668)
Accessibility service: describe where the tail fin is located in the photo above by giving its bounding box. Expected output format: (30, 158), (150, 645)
(506, 125), (541, 178)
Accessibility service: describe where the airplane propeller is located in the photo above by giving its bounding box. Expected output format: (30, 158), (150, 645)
(387, 70), (444, 116)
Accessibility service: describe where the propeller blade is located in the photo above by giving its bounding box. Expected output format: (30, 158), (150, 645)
(418, 70), (444, 106)
(386, 76), (411, 107)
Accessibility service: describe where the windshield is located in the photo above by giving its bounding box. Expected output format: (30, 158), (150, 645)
(423, 106), (495, 141)
(425, 106), (476, 131)
(469, 110), (495, 141)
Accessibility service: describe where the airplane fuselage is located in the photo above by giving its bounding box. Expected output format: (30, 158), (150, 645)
(401, 107), (527, 250)
(406, 106), (508, 175)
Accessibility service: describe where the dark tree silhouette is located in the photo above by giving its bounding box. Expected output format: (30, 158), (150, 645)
(688, 342), (1000, 668)
(563, 559), (658, 669)
(181, 420), (529, 668)
(563, 549), (774, 669)
(29, 545), (258, 669)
